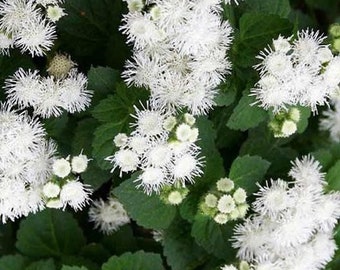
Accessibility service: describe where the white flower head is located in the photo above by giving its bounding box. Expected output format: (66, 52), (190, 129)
(288, 155), (325, 187)
(108, 149), (139, 175)
(167, 191), (183, 205)
(60, 180), (92, 211)
(89, 197), (130, 234)
(217, 194), (236, 213)
(233, 188), (247, 204)
(113, 133), (128, 147)
(216, 177), (234, 192)
(205, 193), (218, 208)
(280, 120), (297, 137)
(214, 213), (229, 224)
(176, 123), (192, 142)
(71, 154), (89, 174)
(42, 182), (60, 198)
(46, 5), (66, 22)
(52, 158), (71, 178)
(135, 167), (166, 195)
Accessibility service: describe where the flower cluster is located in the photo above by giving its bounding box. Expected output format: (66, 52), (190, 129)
(0, 0), (66, 56)
(251, 30), (340, 114)
(200, 177), (248, 224)
(121, 0), (233, 115)
(42, 153), (92, 211)
(106, 108), (203, 195)
(0, 103), (56, 222)
(159, 183), (189, 205)
(88, 197), (130, 235)
(5, 54), (93, 118)
(268, 107), (301, 137)
(232, 155), (340, 270)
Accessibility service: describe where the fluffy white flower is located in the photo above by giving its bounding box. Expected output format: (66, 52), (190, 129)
(233, 188), (247, 204)
(120, 0), (233, 115)
(288, 155), (325, 187)
(214, 213), (229, 224)
(280, 120), (297, 137)
(252, 30), (336, 113)
(88, 197), (130, 234)
(168, 191), (183, 205)
(216, 177), (234, 192)
(52, 158), (71, 178)
(113, 133), (128, 147)
(135, 167), (166, 195)
(320, 102), (340, 142)
(205, 193), (218, 208)
(46, 198), (63, 209)
(176, 123), (193, 142)
(60, 180), (92, 211)
(110, 149), (139, 175)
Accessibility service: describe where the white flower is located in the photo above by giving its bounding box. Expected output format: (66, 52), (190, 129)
(46, 198), (63, 209)
(60, 180), (92, 211)
(88, 198), (130, 234)
(216, 177), (234, 192)
(135, 167), (166, 195)
(14, 17), (56, 56)
(217, 194), (236, 213)
(205, 193), (218, 208)
(42, 182), (60, 198)
(71, 154), (88, 174)
(0, 32), (13, 55)
(163, 116), (177, 131)
(233, 188), (247, 204)
(280, 120), (297, 137)
(176, 123), (192, 142)
(214, 213), (229, 224)
(172, 153), (203, 183)
(288, 155), (325, 187)
(109, 149), (139, 175)
(114, 133), (128, 147)
(168, 191), (183, 205)
(52, 158), (71, 178)
(184, 113), (196, 126)
(252, 179), (291, 217)
(46, 5), (66, 22)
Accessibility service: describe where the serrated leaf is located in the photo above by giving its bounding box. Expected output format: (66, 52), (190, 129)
(61, 256), (99, 270)
(0, 254), (28, 270)
(229, 155), (270, 193)
(245, 0), (291, 18)
(91, 84), (148, 123)
(87, 67), (119, 103)
(25, 259), (55, 270)
(326, 160), (340, 191)
(235, 13), (293, 67)
(227, 92), (267, 131)
(112, 175), (176, 230)
(61, 266), (88, 270)
(163, 219), (207, 270)
(191, 215), (236, 260)
(16, 209), (86, 258)
(101, 251), (164, 270)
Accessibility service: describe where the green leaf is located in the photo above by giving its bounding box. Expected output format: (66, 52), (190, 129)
(326, 160), (340, 191)
(16, 209), (86, 258)
(0, 254), (28, 270)
(80, 244), (111, 265)
(102, 251), (164, 270)
(112, 175), (176, 230)
(61, 266), (89, 270)
(245, 0), (291, 18)
(229, 155), (270, 193)
(92, 84), (148, 123)
(163, 219), (207, 270)
(312, 149), (333, 170)
(87, 66), (119, 105)
(191, 215), (236, 260)
(214, 86), (236, 107)
(296, 106), (311, 134)
(227, 91), (267, 131)
(25, 259), (55, 270)
(72, 118), (98, 155)
(58, 0), (129, 68)
(92, 122), (123, 170)
(235, 13), (293, 67)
